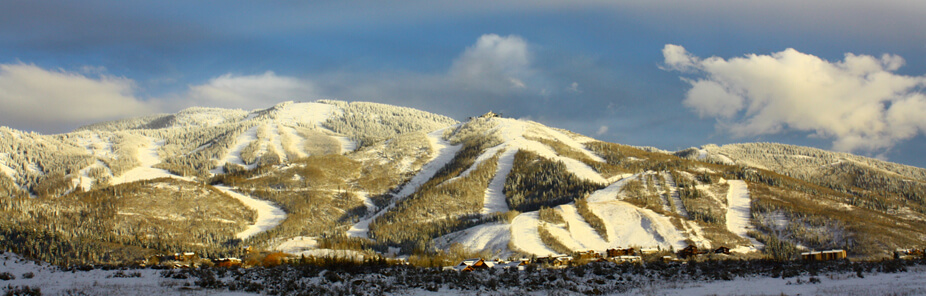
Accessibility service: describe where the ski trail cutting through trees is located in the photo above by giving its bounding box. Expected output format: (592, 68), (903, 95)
(725, 180), (763, 251)
(213, 185), (286, 240)
(663, 172), (689, 218)
(482, 149), (515, 214)
(346, 129), (462, 238)
(110, 138), (192, 185)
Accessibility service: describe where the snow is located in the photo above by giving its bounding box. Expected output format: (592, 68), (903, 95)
(0, 252), (244, 296)
(510, 212), (561, 256)
(73, 160), (106, 191)
(455, 118), (608, 187)
(0, 153), (16, 179)
(212, 185), (286, 240)
(213, 125), (260, 173)
(279, 124), (308, 158)
(110, 138), (192, 185)
(481, 149), (515, 214)
(266, 123), (288, 162)
(435, 222), (512, 256)
(331, 135), (358, 153)
(725, 180), (763, 252)
(274, 236), (319, 254)
(554, 204), (610, 251)
(347, 128), (462, 238)
(651, 267), (926, 296)
(275, 102), (338, 127)
(289, 249), (367, 260)
(662, 172), (689, 218)
(275, 102), (357, 154)
(586, 174), (639, 203)
(588, 200), (687, 250)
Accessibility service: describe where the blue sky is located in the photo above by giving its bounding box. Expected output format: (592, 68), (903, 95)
(2, 1), (926, 167)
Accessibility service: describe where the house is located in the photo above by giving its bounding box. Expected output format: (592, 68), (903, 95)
(551, 256), (574, 267)
(678, 245), (702, 259)
(801, 249), (847, 261)
(610, 255), (643, 264)
(607, 248), (636, 257)
(214, 258), (242, 268)
(713, 246), (731, 255)
(455, 258), (490, 271)
(576, 250), (601, 260)
(894, 248), (924, 260)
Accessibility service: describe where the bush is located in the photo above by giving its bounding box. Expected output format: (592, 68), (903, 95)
(3, 286), (41, 296)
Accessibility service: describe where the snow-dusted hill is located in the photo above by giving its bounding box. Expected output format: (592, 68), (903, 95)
(1, 100), (925, 265)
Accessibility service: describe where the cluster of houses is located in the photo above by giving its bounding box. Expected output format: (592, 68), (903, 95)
(449, 245), (753, 271)
(676, 245), (732, 260)
(137, 252), (243, 269)
(449, 247), (670, 271)
(893, 248), (924, 260)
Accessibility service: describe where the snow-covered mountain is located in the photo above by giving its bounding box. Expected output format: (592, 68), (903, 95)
(1, 100), (925, 265)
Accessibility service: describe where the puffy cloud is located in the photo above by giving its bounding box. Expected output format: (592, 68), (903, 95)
(663, 44), (926, 152)
(450, 34), (533, 90)
(596, 125), (609, 135)
(0, 63), (157, 133)
(185, 71), (317, 111)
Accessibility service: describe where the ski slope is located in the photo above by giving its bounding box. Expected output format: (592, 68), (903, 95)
(110, 138), (192, 185)
(589, 200), (687, 250)
(435, 222), (512, 256)
(347, 127), (462, 238)
(555, 204), (611, 251)
(482, 149), (515, 214)
(725, 180), (763, 251)
(213, 185), (287, 240)
(510, 212), (560, 256)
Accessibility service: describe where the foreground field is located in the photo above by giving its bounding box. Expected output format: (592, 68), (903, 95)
(3, 251), (926, 296)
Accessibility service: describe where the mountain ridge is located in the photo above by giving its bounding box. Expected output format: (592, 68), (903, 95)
(1, 100), (924, 265)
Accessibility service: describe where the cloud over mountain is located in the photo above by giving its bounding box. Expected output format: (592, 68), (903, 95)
(663, 44), (926, 152)
(0, 63), (156, 133)
(185, 71), (317, 111)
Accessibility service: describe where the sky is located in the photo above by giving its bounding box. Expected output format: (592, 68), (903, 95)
(1, 1), (925, 168)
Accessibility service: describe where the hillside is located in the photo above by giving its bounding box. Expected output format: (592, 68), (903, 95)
(1, 100), (925, 265)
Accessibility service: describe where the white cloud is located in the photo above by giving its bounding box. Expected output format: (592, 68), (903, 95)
(663, 44), (926, 152)
(185, 71), (316, 111)
(450, 34), (533, 90)
(596, 125), (609, 135)
(0, 63), (157, 133)
(568, 82), (581, 93)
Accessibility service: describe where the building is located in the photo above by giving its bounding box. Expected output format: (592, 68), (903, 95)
(801, 249), (847, 261)
(678, 245), (702, 259)
(607, 248), (636, 257)
(455, 258), (490, 271)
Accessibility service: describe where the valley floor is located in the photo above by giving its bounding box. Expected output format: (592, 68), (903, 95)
(4, 251), (926, 296)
